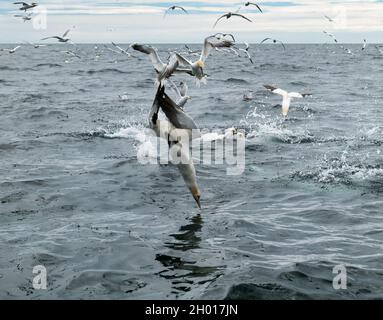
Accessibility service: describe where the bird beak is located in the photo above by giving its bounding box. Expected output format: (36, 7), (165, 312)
(193, 195), (201, 209)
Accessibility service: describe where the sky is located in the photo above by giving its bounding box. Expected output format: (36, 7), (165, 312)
(0, 0), (382, 43)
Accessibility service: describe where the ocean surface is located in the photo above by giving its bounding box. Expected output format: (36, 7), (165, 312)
(1, 43), (383, 299)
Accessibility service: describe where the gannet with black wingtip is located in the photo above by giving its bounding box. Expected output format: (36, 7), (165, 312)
(111, 42), (131, 56)
(361, 39), (367, 51)
(171, 33), (236, 85)
(213, 12), (252, 28)
(264, 85), (312, 116)
(150, 86), (201, 209)
(169, 80), (191, 108)
(14, 2), (37, 11)
(14, 13), (32, 22)
(1, 46), (21, 54)
(260, 38), (286, 50)
(41, 29), (71, 43)
(164, 5), (189, 18)
(238, 42), (253, 64)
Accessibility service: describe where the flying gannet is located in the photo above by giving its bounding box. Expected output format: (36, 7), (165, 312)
(264, 85), (312, 116)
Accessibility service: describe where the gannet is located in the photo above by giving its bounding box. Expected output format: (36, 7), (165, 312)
(213, 12), (252, 28)
(164, 5), (188, 18)
(169, 80), (191, 108)
(42, 29), (71, 43)
(260, 38), (286, 50)
(1, 46), (21, 54)
(264, 85), (312, 116)
(170, 33), (236, 85)
(14, 2), (37, 12)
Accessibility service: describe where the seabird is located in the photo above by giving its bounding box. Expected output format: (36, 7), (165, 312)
(264, 85), (312, 116)
(14, 2), (38, 12)
(131, 43), (193, 85)
(168, 33), (236, 84)
(1, 46), (21, 54)
(14, 13), (32, 22)
(41, 29), (71, 43)
(61, 50), (81, 59)
(150, 86), (201, 209)
(213, 12), (252, 28)
(324, 15), (334, 22)
(164, 5), (188, 17)
(169, 80), (191, 108)
(244, 2), (263, 12)
(323, 31), (338, 43)
(111, 42), (131, 56)
(260, 38), (286, 50)
(361, 39), (367, 51)
(24, 41), (45, 48)
(238, 42), (253, 64)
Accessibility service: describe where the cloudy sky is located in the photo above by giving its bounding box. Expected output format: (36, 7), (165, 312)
(1, 0), (382, 43)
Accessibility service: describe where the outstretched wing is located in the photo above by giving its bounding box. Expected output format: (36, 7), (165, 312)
(174, 6), (188, 14)
(288, 92), (303, 99)
(231, 13), (252, 23)
(246, 2), (263, 13)
(264, 85), (287, 96)
(200, 34), (235, 62)
(41, 36), (63, 41)
(131, 43), (165, 72)
(213, 14), (227, 28)
(62, 29), (71, 38)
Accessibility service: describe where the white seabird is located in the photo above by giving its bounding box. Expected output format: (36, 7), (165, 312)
(42, 29), (72, 43)
(169, 80), (191, 108)
(170, 33), (236, 85)
(361, 39), (367, 51)
(264, 85), (312, 116)
(238, 42), (253, 64)
(1, 46), (21, 54)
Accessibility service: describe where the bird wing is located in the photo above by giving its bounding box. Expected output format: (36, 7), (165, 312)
(168, 79), (182, 99)
(260, 38), (271, 44)
(264, 85), (287, 96)
(201, 34), (235, 62)
(213, 14), (227, 28)
(231, 13), (252, 23)
(131, 43), (165, 72)
(62, 29), (71, 38)
(157, 87), (198, 130)
(174, 52), (192, 67)
(14, 2), (29, 5)
(288, 92), (304, 99)
(157, 54), (180, 81)
(13, 46), (21, 51)
(174, 6), (188, 14)
(41, 36), (62, 41)
(248, 3), (263, 13)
